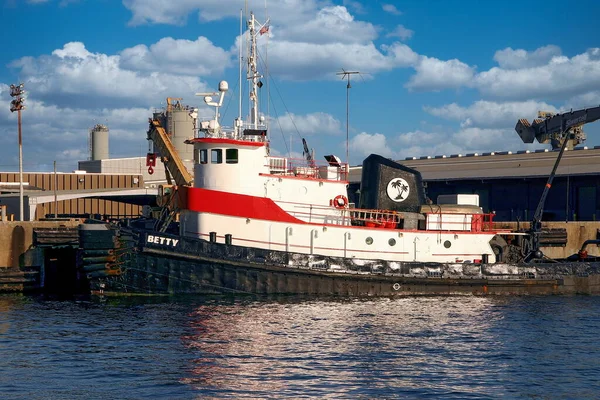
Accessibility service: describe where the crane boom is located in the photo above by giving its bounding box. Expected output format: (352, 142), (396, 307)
(147, 118), (193, 187)
(515, 105), (600, 149)
(515, 105), (600, 261)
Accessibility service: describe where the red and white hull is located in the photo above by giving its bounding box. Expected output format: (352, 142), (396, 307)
(181, 187), (498, 264)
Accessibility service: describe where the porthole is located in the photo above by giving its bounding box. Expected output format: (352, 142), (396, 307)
(366, 237), (373, 245)
(388, 238), (396, 246)
(444, 240), (452, 248)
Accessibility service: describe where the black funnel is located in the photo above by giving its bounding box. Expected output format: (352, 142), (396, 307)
(358, 154), (426, 212)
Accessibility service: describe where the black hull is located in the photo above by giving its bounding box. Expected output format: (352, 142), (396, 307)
(78, 225), (600, 296)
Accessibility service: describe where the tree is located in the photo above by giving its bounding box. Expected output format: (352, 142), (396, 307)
(390, 179), (409, 200)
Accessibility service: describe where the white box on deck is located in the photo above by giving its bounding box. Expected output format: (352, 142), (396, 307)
(426, 214), (473, 231)
(437, 194), (479, 206)
(318, 166), (339, 180)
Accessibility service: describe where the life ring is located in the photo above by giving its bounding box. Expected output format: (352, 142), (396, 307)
(333, 195), (348, 209)
(148, 166), (154, 175)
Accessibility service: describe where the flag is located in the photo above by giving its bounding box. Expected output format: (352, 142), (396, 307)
(259, 24), (269, 35)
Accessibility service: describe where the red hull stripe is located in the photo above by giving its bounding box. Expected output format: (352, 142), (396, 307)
(187, 137), (265, 147)
(188, 188), (305, 223)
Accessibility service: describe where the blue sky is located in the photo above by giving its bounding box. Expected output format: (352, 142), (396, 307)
(1, 0), (599, 172)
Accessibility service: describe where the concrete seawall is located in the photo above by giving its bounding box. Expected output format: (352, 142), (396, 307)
(495, 221), (600, 259)
(0, 220), (80, 291)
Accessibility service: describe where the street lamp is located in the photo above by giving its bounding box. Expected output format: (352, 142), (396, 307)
(10, 83), (25, 221)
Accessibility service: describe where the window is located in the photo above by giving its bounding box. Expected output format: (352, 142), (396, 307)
(211, 149), (222, 164)
(226, 148), (239, 164)
(199, 149), (208, 164)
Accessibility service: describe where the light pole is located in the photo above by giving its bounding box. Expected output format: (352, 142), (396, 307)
(10, 83), (25, 221)
(336, 70), (360, 169)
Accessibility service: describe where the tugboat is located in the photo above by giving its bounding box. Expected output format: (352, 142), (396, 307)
(76, 12), (600, 296)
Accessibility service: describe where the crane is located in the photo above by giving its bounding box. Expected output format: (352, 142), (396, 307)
(146, 118), (194, 232)
(147, 119), (193, 187)
(516, 105), (600, 150)
(515, 105), (600, 261)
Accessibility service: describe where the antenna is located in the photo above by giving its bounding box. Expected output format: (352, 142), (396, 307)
(336, 69), (361, 167)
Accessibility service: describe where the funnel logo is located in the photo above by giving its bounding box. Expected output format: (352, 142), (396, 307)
(387, 178), (410, 202)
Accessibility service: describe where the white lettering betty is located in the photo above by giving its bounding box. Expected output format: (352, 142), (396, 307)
(147, 235), (179, 247)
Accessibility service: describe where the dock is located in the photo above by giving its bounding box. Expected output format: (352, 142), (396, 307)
(0, 219), (80, 292)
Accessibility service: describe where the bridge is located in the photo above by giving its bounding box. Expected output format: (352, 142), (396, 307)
(0, 187), (158, 221)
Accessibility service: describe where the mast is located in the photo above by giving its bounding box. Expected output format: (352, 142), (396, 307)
(237, 8), (243, 137)
(247, 12), (260, 129)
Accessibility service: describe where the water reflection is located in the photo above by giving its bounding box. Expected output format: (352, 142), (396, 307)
(1, 294), (599, 399)
(181, 297), (508, 398)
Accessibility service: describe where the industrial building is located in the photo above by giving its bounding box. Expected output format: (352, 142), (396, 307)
(349, 147), (600, 222)
(0, 98), (198, 221)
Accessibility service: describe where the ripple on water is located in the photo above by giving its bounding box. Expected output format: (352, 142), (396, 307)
(0, 295), (599, 399)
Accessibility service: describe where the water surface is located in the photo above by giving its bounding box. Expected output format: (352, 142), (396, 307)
(1, 295), (598, 399)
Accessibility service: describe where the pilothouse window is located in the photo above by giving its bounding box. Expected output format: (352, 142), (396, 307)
(199, 149), (208, 164)
(211, 149), (222, 164)
(226, 149), (238, 164)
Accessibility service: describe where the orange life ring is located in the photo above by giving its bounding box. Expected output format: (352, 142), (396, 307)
(333, 195), (348, 209)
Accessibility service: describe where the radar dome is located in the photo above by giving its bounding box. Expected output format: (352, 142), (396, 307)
(219, 81), (229, 92)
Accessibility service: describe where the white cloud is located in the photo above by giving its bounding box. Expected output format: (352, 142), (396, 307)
(382, 4), (402, 15)
(349, 132), (395, 160)
(9, 42), (212, 108)
(475, 48), (600, 100)
(390, 127), (534, 160)
(343, 0), (366, 15)
(565, 91), (600, 109)
(123, 2), (379, 45)
(276, 6), (377, 45)
(424, 100), (558, 128)
(345, 124), (539, 163)
(121, 1), (418, 83)
(52, 42), (92, 59)
(264, 41), (417, 80)
(119, 2), (600, 102)
(405, 46), (600, 100)
(120, 36), (232, 76)
(0, 101), (152, 170)
(386, 25), (414, 41)
(273, 112), (342, 136)
(493, 45), (561, 69)
(406, 56), (475, 91)
(123, 0), (327, 26)
(123, 0), (217, 25)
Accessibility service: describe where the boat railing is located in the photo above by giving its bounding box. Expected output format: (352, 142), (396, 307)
(265, 157), (348, 181)
(282, 204), (400, 228)
(280, 203), (349, 225)
(348, 209), (401, 229)
(196, 122), (268, 143)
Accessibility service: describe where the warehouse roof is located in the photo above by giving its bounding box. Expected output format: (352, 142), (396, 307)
(348, 146), (600, 183)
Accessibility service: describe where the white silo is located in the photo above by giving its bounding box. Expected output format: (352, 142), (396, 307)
(165, 99), (195, 163)
(89, 124), (109, 160)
